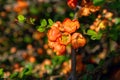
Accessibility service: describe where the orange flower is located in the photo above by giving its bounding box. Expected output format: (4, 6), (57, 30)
(62, 18), (80, 33)
(53, 42), (66, 55)
(13, 0), (28, 13)
(71, 33), (86, 49)
(79, 7), (91, 16)
(51, 21), (64, 31)
(47, 27), (61, 41)
(48, 41), (66, 55)
(67, 0), (78, 9)
(48, 40), (55, 49)
(79, 1), (100, 17)
(17, 0), (28, 9)
(58, 32), (71, 45)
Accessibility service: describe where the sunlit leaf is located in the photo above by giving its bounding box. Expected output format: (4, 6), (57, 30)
(17, 15), (25, 23)
(41, 19), (47, 27)
(96, 31), (102, 40)
(114, 18), (120, 25)
(87, 30), (102, 40)
(69, 12), (74, 18)
(93, 0), (105, 6)
(37, 27), (46, 32)
(30, 18), (35, 24)
(24, 63), (33, 75)
(0, 68), (4, 77)
(87, 29), (97, 36)
(48, 18), (54, 26)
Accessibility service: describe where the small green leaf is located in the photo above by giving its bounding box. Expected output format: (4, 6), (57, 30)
(91, 35), (97, 40)
(96, 31), (102, 40)
(0, 68), (4, 77)
(87, 30), (97, 36)
(24, 63), (33, 75)
(93, 0), (105, 6)
(37, 27), (46, 32)
(19, 64), (33, 78)
(114, 18), (120, 25)
(41, 19), (47, 27)
(69, 12), (74, 18)
(48, 19), (54, 26)
(87, 30), (102, 40)
(10, 72), (19, 78)
(19, 68), (27, 78)
(30, 18), (35, 24)
(17, 15), (25, 23)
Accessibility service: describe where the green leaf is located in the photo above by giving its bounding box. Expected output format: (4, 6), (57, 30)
(114, 18), (120, 25)
(41, 19), (47, 27)
(37, 27), (46, 32)
(87, 30), (102, 40)
(69, 12), (74, 18)
(0, 68), (4, 77)
(10, 72), (19, 78)
(87, 30), (97, 36)
(19, 64), (33, 78)
(96, 31), (102, 40)
(30, 18), (35, 24)
(17, 15), (25, 23)
(48, 19), (54, 26)
(93, 0), (105, 6)
(45, 65), (53, 74)
(24, 63), (33, 75)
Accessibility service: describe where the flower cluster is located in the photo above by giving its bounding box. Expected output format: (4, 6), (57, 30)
(90, 9), (114, 32)
(67, 0), (100, 17)
(67, 0), (78, 9)
(47, 18), (86, 55)
(78, 0), (100, 17)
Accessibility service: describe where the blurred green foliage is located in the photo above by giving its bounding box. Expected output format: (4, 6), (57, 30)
(0, 0), (120, 80)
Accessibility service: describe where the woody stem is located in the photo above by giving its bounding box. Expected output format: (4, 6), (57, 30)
(71, 47), (77, 80)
